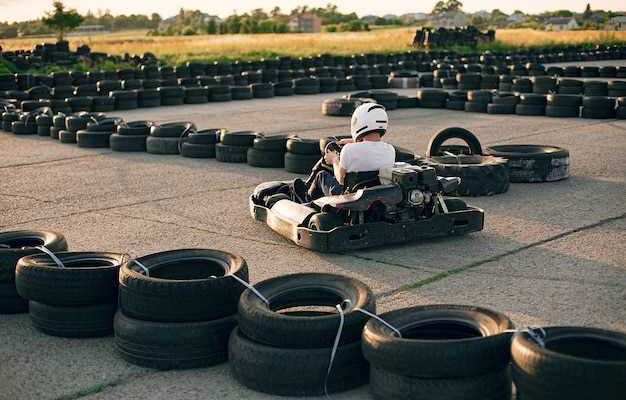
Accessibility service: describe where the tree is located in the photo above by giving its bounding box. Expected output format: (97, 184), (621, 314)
(207, 18), (217, 34)
(582, 3), (593, 20)
(432, 0), (463, 15)
(42, 1), (83, 41)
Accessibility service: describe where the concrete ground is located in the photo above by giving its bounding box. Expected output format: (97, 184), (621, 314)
(1, 74), (625, 400)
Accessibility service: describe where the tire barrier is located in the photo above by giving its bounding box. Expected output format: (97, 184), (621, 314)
(230, 273), (373, 396)
(15, 252), (128, 337)
(0, 230), (68, 314)
(284, 137), (321, 174)
(115, 249), (248, 369)
(363, 305), (514, 400)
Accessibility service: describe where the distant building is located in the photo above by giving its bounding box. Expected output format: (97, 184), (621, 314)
(545, 17), (579, 31)
(288, 13), (322, 33)
(507, 12), (525, 23)
(430, 11), (468, 28)
(606, 16), (626, 31)
(361, 15), (378, 24)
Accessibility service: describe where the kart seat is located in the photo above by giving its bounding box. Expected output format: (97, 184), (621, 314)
(313, 185), (403, 212)
(343, 171), (381, 194)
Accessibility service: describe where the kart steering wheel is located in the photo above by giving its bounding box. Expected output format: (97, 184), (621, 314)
(304, 140), (342, 187)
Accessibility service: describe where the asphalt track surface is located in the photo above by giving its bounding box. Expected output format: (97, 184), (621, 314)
(1, 65), (625, 399)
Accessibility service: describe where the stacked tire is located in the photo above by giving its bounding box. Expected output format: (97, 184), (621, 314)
(147, 122), (193, 155)
(580, 96), (616, 119)
(247, 135), (288, 168)
(60, 113), (90, 143)
(322, 98), (361, 116)
(363, 305), (514, 400)
(77, 117), (121, 148)
(110, 120), (151, 152)
(465, 90), (493, 113)
(284, 137), (320, 174)
(137, 89), (161, 108)
(417, 89), (448, 108)
(16, 252), (127, 337)
(487, 93), (518, 115)
(50, 113), (66, 139)
(421, 128), (509, 196)
(512, 327), (626, 400)
(545, 94), (582, 118)
(486, 145), (570, 183)
(230, 273), (373, 396)
(0, 230), (68, 314)
(158, 86), (185, 106)
(216, 130), (259, 163)
(180, 128), (220, 158)
(617, 97), (626, 119)
(516, 94), (546, 116)
(115, 249), (247, 369)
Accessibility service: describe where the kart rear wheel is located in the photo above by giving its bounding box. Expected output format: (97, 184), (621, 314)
(308, 212), (344, 231)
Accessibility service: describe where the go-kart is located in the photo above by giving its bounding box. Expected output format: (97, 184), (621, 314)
(249, 140), (484, 252)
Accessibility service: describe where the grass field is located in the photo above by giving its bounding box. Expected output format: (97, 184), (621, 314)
(2, 28), (625, 64)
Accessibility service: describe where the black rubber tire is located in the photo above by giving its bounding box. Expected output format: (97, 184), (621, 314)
(11, 121), (36, 135)
(545, 105), (580, 118)
(65, 116), (88, 132)
(215, 143), (248, 163)
(180, 142), (215, 158)
(110, 134), (147, 152)
(362, 305), (514, 377)
(119, 249), (248, 322)
(220, 130), (257, 147)
(76, 130), (112, 148)
(15, 252), (127, 306)
(427, 127), (483, 156)
(29, 301), (115, 338)
(117, 121), (152, 136)
(464, 101), (488, 113)
(138, 98), (161, 108)
(146, 136), (180, 154)
(58, 129), (76, 143)
(284, 152), (320, 174)
(511, 327), (626, 400)
(580, 106), (616, 119)
(322, 98), (360, 116)
(238, 272), (375, 348)
(36, 125), (50, 136)
(487, 104), (516, 114)
(247, 148), (284, 168)
(286, 137), (320, 155)
(485, 145), (570, 183)
(114, 311), (236, 370)
(308, 212), (345, 231)
(421, 155), (509, 196)
(0, 281), (28, 314)
(370, 366), (512, 400)
(48, 126), (61, 139)
(0, 230), (68, 282)
(150, 122), (194, 138)
(187, 129), (220, 145)
(516, 104), (545, 116)
(446, 100), (466, 110)
(253, 135), (288, 151)
(547, 94), (582, 107)
(229, 327), (368, 396)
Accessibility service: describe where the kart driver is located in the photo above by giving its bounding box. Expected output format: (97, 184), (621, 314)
(307, 103), (396, 199)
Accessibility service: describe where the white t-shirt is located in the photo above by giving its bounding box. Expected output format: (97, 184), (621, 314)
(339, 141), (396, 173)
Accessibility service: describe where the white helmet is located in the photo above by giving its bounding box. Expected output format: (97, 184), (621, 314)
(350, 103), (388, 141)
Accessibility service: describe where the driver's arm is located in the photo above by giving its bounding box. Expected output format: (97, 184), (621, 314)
(324, 152), (346, 185)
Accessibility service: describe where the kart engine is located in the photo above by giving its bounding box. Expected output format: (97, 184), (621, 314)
(379, 163), (440, 221)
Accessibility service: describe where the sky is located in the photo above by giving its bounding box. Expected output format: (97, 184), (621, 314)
(0, 0), (624, 23)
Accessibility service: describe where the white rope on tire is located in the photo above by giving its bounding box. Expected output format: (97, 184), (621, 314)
(226, 274), (270, 307)
(506, 326), (547, 348)
(131, 259), (150, 277)
(324, 299), (402, 399)
(34, 246), (65, 268)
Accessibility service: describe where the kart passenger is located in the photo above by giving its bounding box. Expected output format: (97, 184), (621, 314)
(307, 103), (396, 199)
